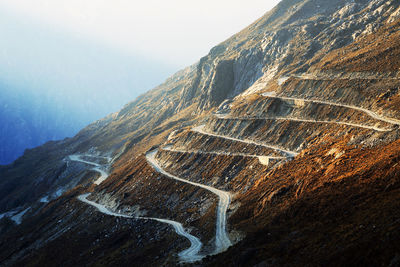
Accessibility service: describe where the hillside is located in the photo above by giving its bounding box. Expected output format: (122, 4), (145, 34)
(1, 0), (400, 266)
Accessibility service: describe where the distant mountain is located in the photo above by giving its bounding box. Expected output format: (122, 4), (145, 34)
(0, 84), (74, 164)
(1, 0), (400, 266)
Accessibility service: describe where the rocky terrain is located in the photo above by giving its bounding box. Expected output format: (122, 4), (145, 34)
(1, 0), (400, 266)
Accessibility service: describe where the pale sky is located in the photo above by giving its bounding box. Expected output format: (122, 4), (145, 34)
(0, 0), (281, 67)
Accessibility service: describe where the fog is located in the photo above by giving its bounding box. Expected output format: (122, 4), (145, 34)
(0, 9), (173, 117)
(0, 10), (174, 164)
(0, 0), (281, 66)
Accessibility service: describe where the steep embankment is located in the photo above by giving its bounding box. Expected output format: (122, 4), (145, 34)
(78, 193), (203, 264)
(208, 137), (400, 266)
(72, 154), (204, 264)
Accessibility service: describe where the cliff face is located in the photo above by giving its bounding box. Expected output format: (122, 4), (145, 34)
(1, 0), (400, 266)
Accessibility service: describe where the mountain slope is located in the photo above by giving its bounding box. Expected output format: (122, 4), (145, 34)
(1, 0), (400, 266)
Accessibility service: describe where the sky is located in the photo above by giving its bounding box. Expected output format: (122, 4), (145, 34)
(0, 9), (172, 110)
(0, 0), (281, 68)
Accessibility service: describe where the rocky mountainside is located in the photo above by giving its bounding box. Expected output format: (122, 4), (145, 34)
(1, 0), (400, 266)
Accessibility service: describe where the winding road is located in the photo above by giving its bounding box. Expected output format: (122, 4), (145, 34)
(162, 146), (286, 166)
(71, 155), (204, 263)
(69, 155), (109, 185)
(192, 125), (298, 157)
(66, 74), (400, 263)
(78, 193), (203, 262)
(294, 73), (400, 81)
(214, 114), (391, 132)
(146, 150), (232, 253)
(261, 92), (400, 126)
